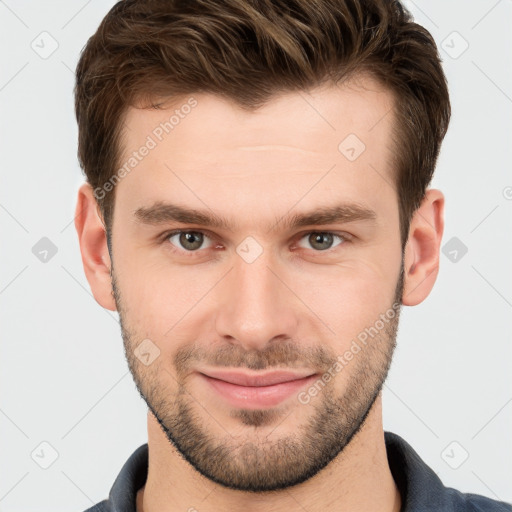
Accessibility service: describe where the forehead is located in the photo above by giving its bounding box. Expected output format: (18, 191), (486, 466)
(122, 75), (394, 153)
(115, 75), (397, 228)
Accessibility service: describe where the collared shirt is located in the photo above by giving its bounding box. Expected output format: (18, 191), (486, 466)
(84, 431), (512, 512)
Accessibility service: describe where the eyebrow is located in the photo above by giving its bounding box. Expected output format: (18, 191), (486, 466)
(134, 201), (377, 232)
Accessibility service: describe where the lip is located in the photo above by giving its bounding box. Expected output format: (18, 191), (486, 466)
(198, 369), (318, 409)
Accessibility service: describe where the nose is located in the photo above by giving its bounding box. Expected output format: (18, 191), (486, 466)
(214, 247), (300, 352)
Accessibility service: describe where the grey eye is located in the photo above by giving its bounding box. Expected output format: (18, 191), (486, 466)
(297, 232), (345, 251)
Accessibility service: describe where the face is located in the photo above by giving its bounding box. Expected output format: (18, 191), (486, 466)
(110, 76), (404, 491)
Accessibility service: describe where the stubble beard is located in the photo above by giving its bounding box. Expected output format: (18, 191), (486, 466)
(113, 263), (404, 492)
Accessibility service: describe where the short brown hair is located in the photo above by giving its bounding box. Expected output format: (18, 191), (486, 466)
(75, 0), (450, 251)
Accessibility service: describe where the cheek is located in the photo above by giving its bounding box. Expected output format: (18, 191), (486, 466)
(290, 257), (399, 342)
(115, 255), (218, 344)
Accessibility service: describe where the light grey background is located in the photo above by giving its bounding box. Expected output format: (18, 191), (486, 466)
(1, 1), (511, 510)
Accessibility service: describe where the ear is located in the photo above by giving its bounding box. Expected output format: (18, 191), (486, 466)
(74, 183), (117, 311)
(402, 188), (445, 306)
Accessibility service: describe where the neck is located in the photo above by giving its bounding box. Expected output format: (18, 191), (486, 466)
(137, 396), (401, 512)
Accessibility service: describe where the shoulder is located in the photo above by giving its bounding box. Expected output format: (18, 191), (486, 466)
(79, 444), (148, 512)
(384, 432), (511, 512)
(444, 487), (512, 512)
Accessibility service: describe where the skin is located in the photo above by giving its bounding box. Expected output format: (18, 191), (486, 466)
(75, 75), (444, 512)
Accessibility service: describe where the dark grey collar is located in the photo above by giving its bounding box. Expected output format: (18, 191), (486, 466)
(85, 431), (511, 512)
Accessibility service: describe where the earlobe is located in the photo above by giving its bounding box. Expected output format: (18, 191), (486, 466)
(74, 183), (117, 311)
(402, 189), (445, 307)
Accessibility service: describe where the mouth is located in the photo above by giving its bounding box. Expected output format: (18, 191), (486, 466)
(197, 368), (318, 409)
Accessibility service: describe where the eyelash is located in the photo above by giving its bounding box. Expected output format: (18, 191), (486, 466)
(159, 229), (353, 257)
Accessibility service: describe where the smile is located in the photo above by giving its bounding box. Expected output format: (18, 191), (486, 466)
(197, 369), (318, 409)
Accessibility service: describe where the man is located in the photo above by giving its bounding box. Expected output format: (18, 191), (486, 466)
(73, 1), (511, 511)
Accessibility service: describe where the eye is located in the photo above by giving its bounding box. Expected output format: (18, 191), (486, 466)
(295, 231), (350, 251)
(161, 229), (351, 256)
(165, 230), (216, 252)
